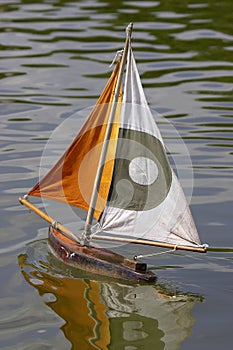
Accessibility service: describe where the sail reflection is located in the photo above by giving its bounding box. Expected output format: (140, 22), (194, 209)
(18, 240), (202, 350)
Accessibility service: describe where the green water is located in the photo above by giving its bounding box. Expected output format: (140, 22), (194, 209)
(0, 1), (232, 349)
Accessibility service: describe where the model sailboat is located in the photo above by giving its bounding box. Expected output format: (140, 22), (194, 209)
(19, 23), (207, 282)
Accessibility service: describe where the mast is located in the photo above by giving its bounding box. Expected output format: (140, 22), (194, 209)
(83, 23), (133, 245)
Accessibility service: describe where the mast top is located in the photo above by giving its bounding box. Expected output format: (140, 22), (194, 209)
(126, 22), (133, 36)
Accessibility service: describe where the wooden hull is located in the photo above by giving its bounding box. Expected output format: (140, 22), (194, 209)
(48, 226), (156, 283)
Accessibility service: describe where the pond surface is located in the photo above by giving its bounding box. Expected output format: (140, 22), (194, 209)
(0, 1), (233, 349)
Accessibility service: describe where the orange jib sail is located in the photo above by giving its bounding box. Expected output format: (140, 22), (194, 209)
(28, 59), (122, 220)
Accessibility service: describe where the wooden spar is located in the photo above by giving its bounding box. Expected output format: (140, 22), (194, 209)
(92, 234), (207, 253)
(19, 197), (80, 244)
(83, 23), (133, 242)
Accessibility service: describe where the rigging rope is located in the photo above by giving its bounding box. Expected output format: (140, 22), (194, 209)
(134, 246), (177, 260)
(109, 49), (124, 67)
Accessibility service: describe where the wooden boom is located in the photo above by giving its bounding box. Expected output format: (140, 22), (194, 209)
(19, 197), (80, 244)
(92, 234), (207, 253)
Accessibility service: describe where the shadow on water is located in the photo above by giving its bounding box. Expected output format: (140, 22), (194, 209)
(18, 239), (203, 350)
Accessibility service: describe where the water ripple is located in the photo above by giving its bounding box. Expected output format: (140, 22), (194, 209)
(0, 1), (233, 349)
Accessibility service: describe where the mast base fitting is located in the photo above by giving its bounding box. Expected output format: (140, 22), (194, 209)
(81, 230), (91, 247)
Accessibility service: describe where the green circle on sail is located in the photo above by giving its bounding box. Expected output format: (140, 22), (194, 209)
(107, 128), (172, 211)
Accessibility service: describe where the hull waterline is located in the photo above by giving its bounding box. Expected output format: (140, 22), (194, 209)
(48, 226), (156, 283)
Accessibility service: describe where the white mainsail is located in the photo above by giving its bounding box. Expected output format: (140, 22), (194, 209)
(100, 46), (202, 248)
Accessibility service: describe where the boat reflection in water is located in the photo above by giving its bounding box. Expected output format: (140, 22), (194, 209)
(18, 239), (203, 350)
